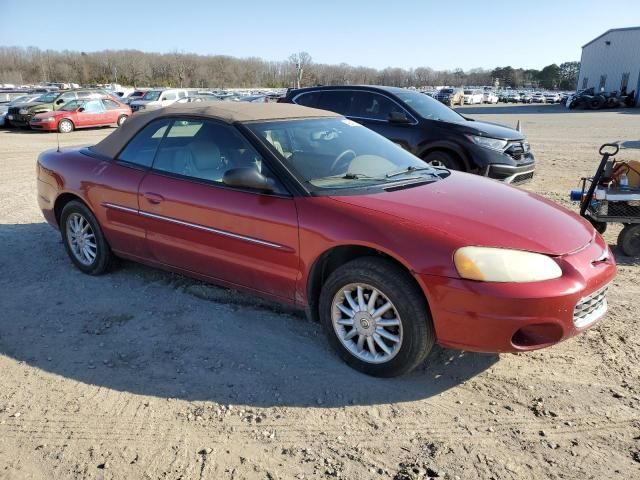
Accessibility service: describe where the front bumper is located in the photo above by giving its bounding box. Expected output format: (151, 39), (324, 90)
(30, 119), (57, 131)
(8, 113), (34, 127)
(417, 235), (616, 353)
(483, 161), (535, 184)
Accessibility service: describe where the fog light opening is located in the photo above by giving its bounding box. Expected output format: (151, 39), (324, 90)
(511, 323), (564, 349)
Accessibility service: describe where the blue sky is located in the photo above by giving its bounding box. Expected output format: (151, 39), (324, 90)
(1, 0), (638, 70)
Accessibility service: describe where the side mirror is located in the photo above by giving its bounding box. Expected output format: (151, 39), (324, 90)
(56, 99), (65, 105)
(78, 107), (85, 112)
(388, 111), (411, 124)
(223, 167), (274, 192)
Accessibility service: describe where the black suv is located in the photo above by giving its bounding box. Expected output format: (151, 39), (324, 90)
(280, 86), (535, 183)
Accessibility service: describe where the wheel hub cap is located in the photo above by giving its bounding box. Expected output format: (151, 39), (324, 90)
(331, 283), (403, 364)
(66, 213), (97, 266)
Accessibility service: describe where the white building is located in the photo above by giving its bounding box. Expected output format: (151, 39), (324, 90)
(578, 26), (640, 106)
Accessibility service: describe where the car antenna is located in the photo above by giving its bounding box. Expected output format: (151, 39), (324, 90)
(56, 129), (60, 152)
(516, 120), (522, 133)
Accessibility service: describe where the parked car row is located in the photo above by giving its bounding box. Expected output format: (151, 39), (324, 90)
(498, 91), (566, 104)
(2, 88), (131, 133)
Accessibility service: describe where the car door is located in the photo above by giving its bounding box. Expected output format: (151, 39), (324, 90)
(346, 91), (416, 152)
(137, 118), (300, 302)
(101, 98), (123, 124)
(87, 118), (172, 259)
(77, 99), (105, 127)
(160, 91), (176, 107)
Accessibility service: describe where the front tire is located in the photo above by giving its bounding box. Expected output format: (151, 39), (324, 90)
(58, 118), (74, 133)
(423, 150), (463, 170)
(60, 200), (113, 275)
(116, 114), (128, 127)
(319, 257), (435, 377)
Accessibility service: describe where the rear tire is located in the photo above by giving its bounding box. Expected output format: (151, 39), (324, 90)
(60, 200), (113, 275)
(318, 257), (435, 377)
(423, 151), (463, 171)
(617, 224), (640, 256)
(58, 119), (74, 133)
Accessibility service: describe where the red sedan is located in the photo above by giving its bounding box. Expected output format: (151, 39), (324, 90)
(36, 103), (616, 377)
(30, 97), (131, 133)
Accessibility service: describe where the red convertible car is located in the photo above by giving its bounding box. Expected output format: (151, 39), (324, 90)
(30, 97), (131, 133)
(36, 103), (616, 376)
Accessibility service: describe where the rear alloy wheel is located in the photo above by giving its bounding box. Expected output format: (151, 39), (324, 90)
(319, 257), (434, 377)
(58, 118), (74, 133)
(60, 201), (113, 274)
(423, 151), (463, 171)
(116, 114), (128, 127)
(618, 224), (640, 257)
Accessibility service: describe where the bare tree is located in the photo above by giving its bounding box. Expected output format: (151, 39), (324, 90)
(288, 51), (312, 88)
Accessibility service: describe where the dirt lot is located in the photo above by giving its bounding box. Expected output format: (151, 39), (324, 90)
(1, 104), (639, 480)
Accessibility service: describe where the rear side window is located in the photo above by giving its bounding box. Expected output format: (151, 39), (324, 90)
(294, 92), (319, 107)
(117, 119), (171, 168)
(316, 91), (355, 115)
(103, 99), (121, 110)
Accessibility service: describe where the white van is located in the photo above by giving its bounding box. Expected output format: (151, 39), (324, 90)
(130, 89), (188, 112)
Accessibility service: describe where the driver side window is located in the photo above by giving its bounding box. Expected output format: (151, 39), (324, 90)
(152, 119), (286, 193)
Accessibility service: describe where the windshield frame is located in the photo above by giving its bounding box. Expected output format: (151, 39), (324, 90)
(241, 117), (446, 197)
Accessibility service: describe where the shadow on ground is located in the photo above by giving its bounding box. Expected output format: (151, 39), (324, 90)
(0, 222), (497, 407)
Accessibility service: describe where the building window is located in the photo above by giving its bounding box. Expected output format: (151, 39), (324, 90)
(582, 77), (589, 89)
(621, 72), (630, 91)
(598, 75), (607, 91)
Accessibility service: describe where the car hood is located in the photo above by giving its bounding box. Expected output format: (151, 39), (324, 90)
(27, 102), (54, 112)
(329, 173), (594, 256)
(458, 118), (523, 140)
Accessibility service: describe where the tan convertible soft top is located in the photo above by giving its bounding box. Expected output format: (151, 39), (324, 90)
(91, 102), (339, 159)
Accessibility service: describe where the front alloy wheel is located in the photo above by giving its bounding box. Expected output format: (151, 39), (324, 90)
(332, 283), (403, 364)
(319, 257), (435, 377)
(58, 119), (74, 133)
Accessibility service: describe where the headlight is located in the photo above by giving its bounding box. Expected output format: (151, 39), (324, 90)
(467, 135), (508, 151)
(44, 117), (55, 122)
(454, 247), (562, 282)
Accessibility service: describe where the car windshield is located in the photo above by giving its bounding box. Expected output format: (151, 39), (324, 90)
(393, 90), (464, 123)
(60, 100), (84, 111)
(9, 96), (28, 105)
(440, 89), (453, 94)
(248, 117), (442, 190)
(36, 92), (58, 103)
(142, 91), (162, 101)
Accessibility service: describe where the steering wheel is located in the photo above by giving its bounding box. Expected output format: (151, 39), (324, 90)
(330, 149), (357, 173)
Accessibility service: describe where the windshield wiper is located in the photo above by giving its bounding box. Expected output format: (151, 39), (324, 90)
(305, 172), (385, 184)
(386, 166), (436, 178)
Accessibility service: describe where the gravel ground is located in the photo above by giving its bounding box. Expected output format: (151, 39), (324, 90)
(0, 104), (639, 480)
